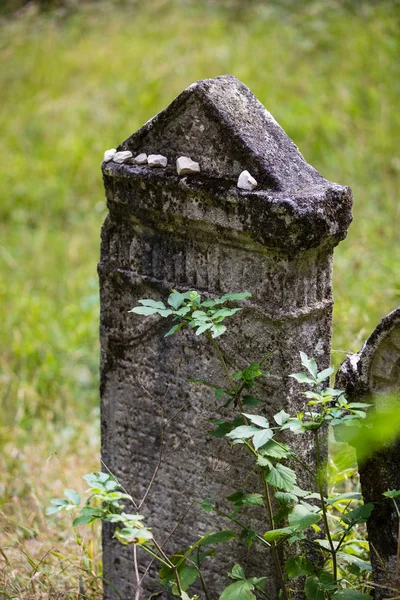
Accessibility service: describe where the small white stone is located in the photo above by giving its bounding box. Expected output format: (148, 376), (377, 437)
(103, 148), (117, 162)
(112, 151), (133, 164)
(176, 156), (201, 176)
(148, 154), (168, 168)
(237, 170), (257, 191)
(134, 153), (148, 165)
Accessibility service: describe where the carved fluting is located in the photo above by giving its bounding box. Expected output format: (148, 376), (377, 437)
(100, 75), (352, 599)
(336, 308), (400, 600)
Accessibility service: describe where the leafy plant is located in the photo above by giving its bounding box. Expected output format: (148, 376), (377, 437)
(49, 289), (377, 599)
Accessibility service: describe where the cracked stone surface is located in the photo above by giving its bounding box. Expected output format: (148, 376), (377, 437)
(100, 75), (353, 599)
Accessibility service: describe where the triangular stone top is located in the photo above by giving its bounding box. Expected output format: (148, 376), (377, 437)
(119, 75), (326, 192)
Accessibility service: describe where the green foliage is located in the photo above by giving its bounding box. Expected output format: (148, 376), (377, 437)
(130, 290), (251, 338)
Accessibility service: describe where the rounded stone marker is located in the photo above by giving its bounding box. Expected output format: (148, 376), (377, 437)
(104, 148), (117, 162)
(176, 156), (201, 175)
(148, 154), (168, 168)
(113, 151), (133, 164)
(134, 153), (148, 165)
(237, 170), (257, 190)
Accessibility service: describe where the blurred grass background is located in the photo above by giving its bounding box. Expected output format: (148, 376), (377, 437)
(0, 0), (399, 596)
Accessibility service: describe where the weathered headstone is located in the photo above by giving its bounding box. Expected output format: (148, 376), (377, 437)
(99, 75), (353, 599)
(336, 308), (400, 599)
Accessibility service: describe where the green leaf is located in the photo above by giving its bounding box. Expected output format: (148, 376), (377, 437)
(139, 299), (166, 309)
(332, 591), (373, 600)
(263, 527), (294, 542)
(243, 413), (269, 429)
(211, 323), (227, 338)
(130, 306), (164, 316)
(211, 419), (242, 438)
(212, 308), (242, 320)
(316, 367), (334, 384)
(285, 556), (314, 578)
(199, 498), (214, 513)
(241, 493), (264, 507)
(273, 410), (291, 425)
(229, 564), (245, 580)
(227, 425), (260, 440)
(342, 503), (374, 527)
(305, 576), (326, 600)
(300, 352), (318, 378)
(275, 491), (298, 505)
(73, 513), (97, 526)
(242, 395), (261, 407)
(114, 527), (153, 545)
(288, 504), (321, 531)
(249, 576), (267, 588)
(220, 291), (252, 302)
(201, 530), (238, 545)
(383, 489), (400, 498)
(337, 552), (372, 572)
(253, 428), (274, 450)
(259, 440), (291, 459)
(290, 373), (316, 385)
(195, 323), (213, 335)
(219, 580), (255, 600)
(265, 464), (296, 491)
(45, 505), (65, 515)
(242, 363), (263, 380)
(64, 489), (80, 506)
(167, 291), (190, 310)
(327, 492), (362, 505)
(165, 323), (185, 337)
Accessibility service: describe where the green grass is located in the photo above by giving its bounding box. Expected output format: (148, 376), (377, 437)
(0, 1), (399, 594)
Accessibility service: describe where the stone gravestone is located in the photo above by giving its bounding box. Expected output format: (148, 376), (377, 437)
(336, 308), (400, 599)
(99, 75), (353, 599)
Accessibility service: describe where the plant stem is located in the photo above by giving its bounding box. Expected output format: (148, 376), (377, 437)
(262, 475), (289, 600)
(393, 499), (400, 598)
(314, 431), (337, 582)
(207, 332), (235, 392)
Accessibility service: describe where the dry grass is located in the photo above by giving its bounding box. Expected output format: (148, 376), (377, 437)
(0, 416), (102, 599)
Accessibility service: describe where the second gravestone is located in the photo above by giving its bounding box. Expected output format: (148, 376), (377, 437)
(99, 75), (353, 598)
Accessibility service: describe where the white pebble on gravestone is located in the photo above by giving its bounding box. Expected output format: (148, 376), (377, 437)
(104, 149), (117, 162)
(113, 151), (133, 164)
(134, 153), (148, 165)
(148, 154), (168, 168)
(237, 170), (257, 190)
(176, 156), (201, 175)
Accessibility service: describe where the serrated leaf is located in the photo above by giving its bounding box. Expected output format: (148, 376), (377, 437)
(64, 489), (80, 506)
(241, 493), (264, 507)
(243, 413), (269, 428)
(265, 464), (296, 491)
(275, 491), (298, 505)
(285, 556), (314, 578)
(219, 580), (255, 600)
(259, 440), (291, 459)
(227, 425), (260, 440)
(201, 530), (238, 545)
(257, 455), (273, 468)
